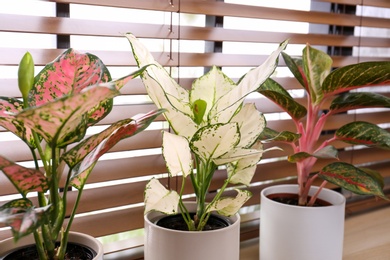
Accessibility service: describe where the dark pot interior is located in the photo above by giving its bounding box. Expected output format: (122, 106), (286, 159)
(156, 212), (231, 231)
(3, 242), (96, 260)
(267, 193), (332, 207)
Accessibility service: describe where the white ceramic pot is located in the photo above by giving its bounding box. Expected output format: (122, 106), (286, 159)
(260, 184), (346, 260)
(0, 231), (104, 259)
(144, 202), (240, 260)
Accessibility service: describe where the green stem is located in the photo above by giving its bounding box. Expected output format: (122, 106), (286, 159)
(58, 185), (85, 259)
(33, 231), (48, 260)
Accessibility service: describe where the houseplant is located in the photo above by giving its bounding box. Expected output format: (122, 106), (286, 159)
(125, 33), (287, 259)
(0, 49), (164, 259)
(258, 44), (390, 259)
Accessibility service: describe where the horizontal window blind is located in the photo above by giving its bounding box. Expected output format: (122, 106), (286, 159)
(1, 0), (390, 256)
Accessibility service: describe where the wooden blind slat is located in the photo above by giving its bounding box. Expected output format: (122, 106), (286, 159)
(317, 0), (390, 8)
(46, 0), (177, 12)
(0, 14), (177, 39)
(181, 1), (390, 28)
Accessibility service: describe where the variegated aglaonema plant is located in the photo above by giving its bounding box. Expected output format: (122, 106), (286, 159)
(0, 49), (164, 259)
(126, 33), (287, 231)
(258, 44), (390, 206)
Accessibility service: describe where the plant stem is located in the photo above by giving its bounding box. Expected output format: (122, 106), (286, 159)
(58, 185), (85, 259)
(33, 231), (48, 260)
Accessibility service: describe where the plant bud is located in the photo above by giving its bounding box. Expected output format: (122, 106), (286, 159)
(18, 52), (35, 104)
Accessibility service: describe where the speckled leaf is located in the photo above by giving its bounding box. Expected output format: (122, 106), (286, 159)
(231, 103), (266, 148)
(227, 141), (264, 186)
(0, 156), (48, 196)
(64, 109), (164, 189)
(206, 189), (252, 216)
(330, 92), (390, 114)
(302, 44), (333, 104)
(322, 61), (390, 98)
(288, 145), (338, 163)
(319, 162), (387, 199)
(336, 121), (390, 150)
(259, 78), (307, 121)
(191, 66), (237, 124)
(258, 127), (301, 143)
(30, 49), (111, 105)
(190, 123), (240, 161)
(0, 199), (51, 241)
(144, 178), (180, 215)
(17, 84), (120, 148)
(0, 97), (36, 147)
(162, 131), (193, 178)
(29, 49), (113, 126)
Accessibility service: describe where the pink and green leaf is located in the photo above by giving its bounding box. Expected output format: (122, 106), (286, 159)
(319, 162), (388, 200)
(0, 199), (51, 241)
(0, 97), (36, 147)
(258, 78), (307, 121)
(335, 121), (390, 150)
(17, 84), (120, 148)
(0, 156), (48, 197)
(257, 127), (301, 143)
(302, 44), (333, 104)
(29, 49), (111, 107)
(63, 109), (164, 189)
(329, 92), (390, 114)
(288, 145), (338, 163)
(322, 61), (390, 98)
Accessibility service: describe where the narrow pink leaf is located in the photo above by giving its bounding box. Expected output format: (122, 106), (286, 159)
(65, 109), (164, 189)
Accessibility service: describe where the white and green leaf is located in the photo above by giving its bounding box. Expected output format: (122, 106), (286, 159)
(144, 178), (180, 215)
(227, 141), (264, 186)
(190, 123), (240, 161)
(230, 103), (266, 148)
(162, 131), (193, 178)
(206, 189), (252, 216)
(211, 39), (288, 123)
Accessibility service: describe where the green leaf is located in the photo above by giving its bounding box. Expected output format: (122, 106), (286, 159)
(281, 52), (306, 91)
(190, 123), (240, 161)
(0, 199), (51, 241)
(18, 52), (34, 103)
(322, 61), (390, 98)
(0, 156), (48, 197)
(288, 145), (338, 163)
(329, 92), (390, 114)
(258, 78), (307, 121)
(319, 162), (387, 199)
(336, 121), (390, 150)
(258, 127), (301, 143)
(144, 178), (180, 215)
(162, 131), (193, 178)
(302, 44), (333, 104)
(206, 189), (252, 216)
(192, 99), (207, 125)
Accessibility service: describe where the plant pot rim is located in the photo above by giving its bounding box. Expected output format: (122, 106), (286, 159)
(144, 201), (240, 234)
(0, 231), (104, 260)
(261, 184), (346, 209)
